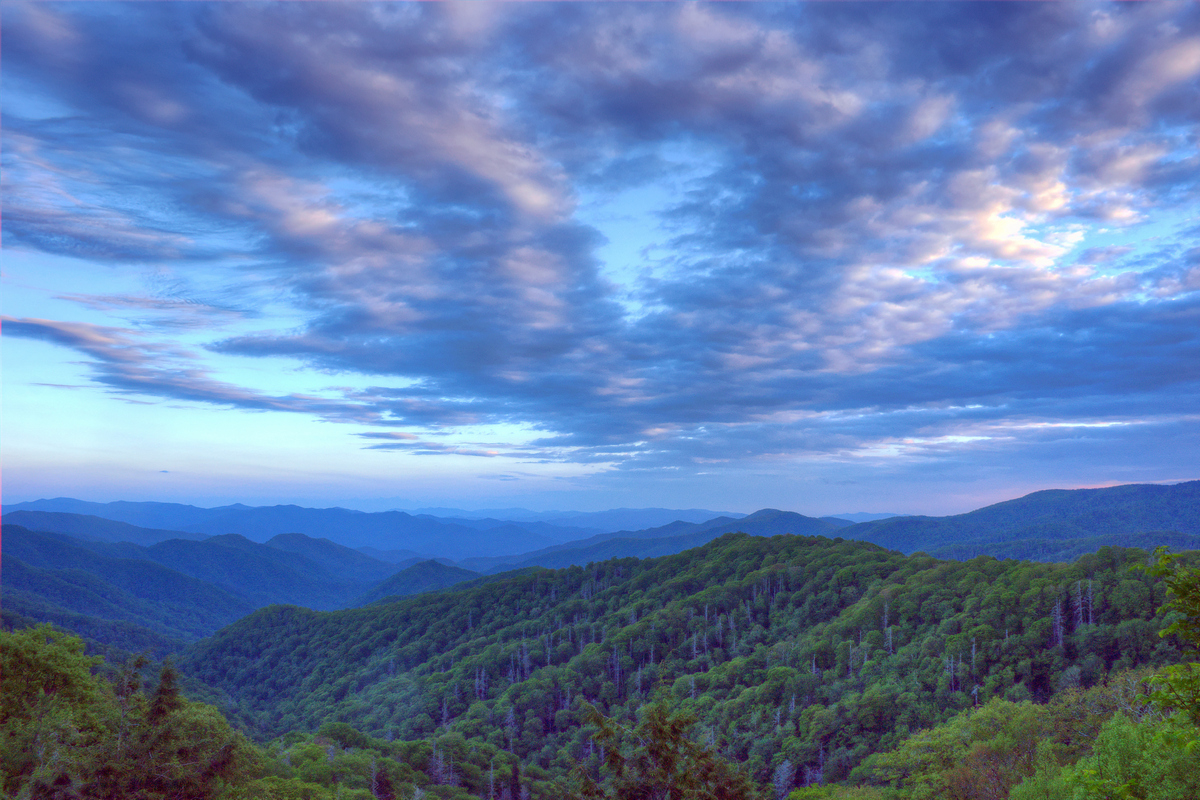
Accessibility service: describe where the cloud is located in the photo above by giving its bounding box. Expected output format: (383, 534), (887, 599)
(2, 316), (394, 425)
(4, 1), (1199, 486)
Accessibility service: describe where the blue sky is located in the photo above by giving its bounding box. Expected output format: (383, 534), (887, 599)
(3, 2), (1198, 515)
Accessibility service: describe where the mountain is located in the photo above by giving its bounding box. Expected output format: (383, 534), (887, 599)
(539, 507), (747, 532)
(354, 547), (435, 566)
(2, 521), (409, 648)
(844, 480), (1200, 554)
(5, 498), (230, 530)
(3, 499), (557, 559)
(928, 530), (1200, 563)
(126, 534), (386, 610)
(2, 525), (254, 644)
(176, 531), (1193, 791)
(411, 515), (604, 544)
(404, 506), (559, 520)
(264, 533), (401, 585)
(354, 560), (480, 606)
(461, 508), (844, 573)
(828, 512), (903, 523)
(1, 510), (206, 545)
(402, 506), (746, 531)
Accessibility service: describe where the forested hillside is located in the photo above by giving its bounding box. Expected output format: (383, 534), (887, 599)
(1, 524), (411, 658)
(850, 480), (1200, 555)
(5, 531), (1198, 799)
(178, 533), (1194, 796)
(355, 561), (481, 607)
(460, 509), (845, 573)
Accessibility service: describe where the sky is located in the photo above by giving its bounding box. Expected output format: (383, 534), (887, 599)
(3, 2), (1199, 516)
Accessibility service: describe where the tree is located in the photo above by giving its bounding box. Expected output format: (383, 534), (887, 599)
(565, 697), (763, 800)
(1146, 547), (1200, 724)
(0, 625), (105, 797)
(0, 626), (261, 800)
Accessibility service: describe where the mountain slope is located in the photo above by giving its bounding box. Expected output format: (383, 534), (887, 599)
(4, 522), (405, 621)
(928, 530), (1200, 563)
(177, 532), (1195, 790)
(845, 480), (1200, 554)
(1, 510), (205, 545)
(354, 560), (480, 606)
(265, 533), (401, 585)
(137, 535), (378, 610)
(2, 525), (254, 641)
(4, 499), (557, 559)
(538, 507), (747, 532)
(464, 508), (843, 572)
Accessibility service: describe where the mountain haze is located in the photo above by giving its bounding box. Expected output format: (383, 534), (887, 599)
(462, 508), (848, 573)
(354, 560), (480, 606)
(1, 510), (207, 545)
(5, 500), (573, 559)
(845, 480), (1200, 555)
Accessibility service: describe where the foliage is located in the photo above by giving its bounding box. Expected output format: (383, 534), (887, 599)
(854, 545), (1200, 800)
(9, 530), (1200, 799)
(1144, 546), (1200, 724)
(1011, 712), (1200, 800)
(858, 672), (1156, 799)
(564, 697), (762, 800)
(0, 625), (260, 799)
(788, 788), (895, 800)
(177, 534), (1192, 796)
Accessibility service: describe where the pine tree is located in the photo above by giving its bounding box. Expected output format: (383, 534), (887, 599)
(147, 660), (182, 725)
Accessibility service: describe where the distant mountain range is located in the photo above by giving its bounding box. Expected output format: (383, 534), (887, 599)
(4, 480), (1199, 663)
(848, 480), (1200, 555)
(400, 506), (747, 529)
(828, 512), (902, 523)
(460, 508), (847, 573)
(9, 482), (1200, 567)
(1, 521), (425, 658)
(4, 501), (555, 560)
(2, 510), (208, 546)
(3, 500), (744, 558)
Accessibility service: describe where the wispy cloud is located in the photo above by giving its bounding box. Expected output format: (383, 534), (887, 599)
(4, 1), (1198, 493)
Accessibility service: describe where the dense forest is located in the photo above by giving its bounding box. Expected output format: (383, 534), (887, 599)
(4, 532), (1199, 799)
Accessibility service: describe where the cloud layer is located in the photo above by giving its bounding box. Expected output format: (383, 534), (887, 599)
(4, 2), (1199, 496)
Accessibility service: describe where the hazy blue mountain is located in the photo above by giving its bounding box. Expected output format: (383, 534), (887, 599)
(827, 512), (903, 523)
(264, 533), (400, 585)
(400, 507), (744, 530)
(928, 531), (1200, 563)
(1, 510), (205, 545)
(354, 560), (480, 606)
(5, 498), (234, 530)
(844, 480), (1200, 553)
(173, 506), (559, 557)
(412, 515), (604, 544)
(355, 547), (433, 566)
(135, 534), (372, 610)
(2, 525), (254, 640)
(539, 507), (748, 532)
(4, 499), (558, 559)
(465, 508), (843, 573)
(2, 522), (424, 655)
(9, 519), (403, 610)
(481, 530), (732, 573)
(14, 484), (1196, 569)
(403, 506), (562, 521)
